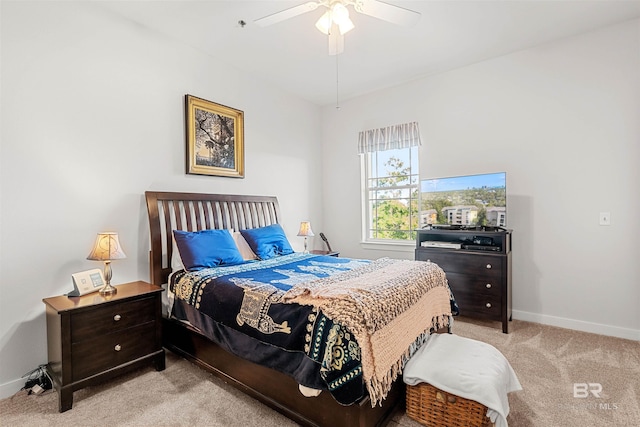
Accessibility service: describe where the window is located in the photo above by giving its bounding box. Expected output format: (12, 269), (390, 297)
(359, 122), (421, 243)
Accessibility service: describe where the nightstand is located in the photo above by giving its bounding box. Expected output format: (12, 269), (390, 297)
(43, 281), (165, 412)
(310, 250), (339, 257)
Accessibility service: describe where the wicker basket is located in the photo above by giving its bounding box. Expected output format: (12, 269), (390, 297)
(406, 382), (492, 427)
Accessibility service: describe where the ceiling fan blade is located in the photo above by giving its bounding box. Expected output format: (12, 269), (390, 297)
(328, 30), (344, 56)
(354, 0), (421, 27)
(254, 2), (320, 27)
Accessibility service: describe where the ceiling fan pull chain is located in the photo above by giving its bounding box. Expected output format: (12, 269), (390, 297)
(335, 49), (340, 110)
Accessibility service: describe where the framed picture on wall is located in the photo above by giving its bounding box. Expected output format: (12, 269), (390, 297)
(185, 94), (245, 178)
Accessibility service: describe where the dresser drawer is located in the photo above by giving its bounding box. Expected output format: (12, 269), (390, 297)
(450, 288), (502, 320)
(417, 250), (503, 278)
(71, 296), (156, 342)
(445, 272), (502, 297)
(71, 322), (157, 381)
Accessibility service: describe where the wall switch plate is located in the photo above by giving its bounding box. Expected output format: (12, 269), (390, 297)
(599, 212), (611, 226)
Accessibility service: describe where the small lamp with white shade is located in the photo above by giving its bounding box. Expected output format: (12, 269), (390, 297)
(297, 221), (314, 254)
(87, 232), (127, 296)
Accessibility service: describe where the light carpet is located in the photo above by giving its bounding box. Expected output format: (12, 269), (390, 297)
(1, 318), (638, 426)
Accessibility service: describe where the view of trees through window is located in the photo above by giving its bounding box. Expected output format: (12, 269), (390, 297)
(364, 146), (419, 241)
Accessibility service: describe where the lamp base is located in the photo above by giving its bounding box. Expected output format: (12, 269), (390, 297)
(99, 283), (117, 296)
(99, 261), (117, 296)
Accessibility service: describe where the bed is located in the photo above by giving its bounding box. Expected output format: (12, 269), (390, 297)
(145, 191), (454, 427)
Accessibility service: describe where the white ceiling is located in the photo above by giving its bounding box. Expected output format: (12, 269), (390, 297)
(101, 0), (640, 106)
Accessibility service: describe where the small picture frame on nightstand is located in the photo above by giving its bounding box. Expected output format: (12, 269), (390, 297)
(69, 269), (105, 297)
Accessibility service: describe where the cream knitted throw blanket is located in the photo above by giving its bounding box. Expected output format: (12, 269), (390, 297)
(282, 258), (452, 406)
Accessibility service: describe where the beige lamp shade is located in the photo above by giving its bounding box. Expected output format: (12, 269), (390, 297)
(87, 232), (126, 296)
(87, 232), (127, 261)
(297, 221), (314, 254)
(297, 221), (315, 237)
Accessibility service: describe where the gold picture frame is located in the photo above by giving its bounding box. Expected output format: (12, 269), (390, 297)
(185, 95), (244, 178)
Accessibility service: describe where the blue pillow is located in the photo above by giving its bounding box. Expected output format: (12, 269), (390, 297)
(240, 224), (294, 260)
(173, 229), (244, 271)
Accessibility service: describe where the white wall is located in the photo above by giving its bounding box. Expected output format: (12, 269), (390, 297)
(321, 20), (640, 341)
(0, 2), (323, 397)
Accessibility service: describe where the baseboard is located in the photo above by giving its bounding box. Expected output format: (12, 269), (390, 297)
(0, 377), (25, 400)
(512, 310), (640, 341)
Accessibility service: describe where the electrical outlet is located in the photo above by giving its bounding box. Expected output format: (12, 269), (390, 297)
(599, 212), (611, 226)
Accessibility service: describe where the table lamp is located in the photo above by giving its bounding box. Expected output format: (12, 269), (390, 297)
(297, 221), (314, 254)
(87, 232), (127, 296)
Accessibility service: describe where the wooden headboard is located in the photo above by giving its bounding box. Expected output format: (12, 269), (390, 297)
(145, 191), (281, 286)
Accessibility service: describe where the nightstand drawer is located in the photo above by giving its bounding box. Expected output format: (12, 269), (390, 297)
(72, 322), (157, 381)
(71, 296), (156, 342)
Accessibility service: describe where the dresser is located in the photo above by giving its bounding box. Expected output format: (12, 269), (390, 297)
(43, 281), (165, 412)
(415, 228), (512, 333)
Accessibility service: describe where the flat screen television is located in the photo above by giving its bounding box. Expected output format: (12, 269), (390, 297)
(420, 172), (506, 228)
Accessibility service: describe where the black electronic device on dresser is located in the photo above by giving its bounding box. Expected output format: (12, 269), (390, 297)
(415, 227), (512, 333)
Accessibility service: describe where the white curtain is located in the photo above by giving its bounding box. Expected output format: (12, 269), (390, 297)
(357, 121), (422, 154)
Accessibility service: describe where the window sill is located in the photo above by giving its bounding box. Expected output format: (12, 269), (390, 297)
(360, 241), (415, 253)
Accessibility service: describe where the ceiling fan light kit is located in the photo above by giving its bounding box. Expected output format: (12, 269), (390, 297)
(315, 11), (332, 34)
(253, 0), (421, 108)
(255, 0), (420, 53)
(315, 2), (355, 36)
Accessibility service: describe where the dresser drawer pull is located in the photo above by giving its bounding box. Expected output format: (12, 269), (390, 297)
(486, 264), (492, 269)
(486, 283), (492, 289)
(485, 303), (492, 308)
(114, 344), (122, 352)
(114, 314), (122, 321)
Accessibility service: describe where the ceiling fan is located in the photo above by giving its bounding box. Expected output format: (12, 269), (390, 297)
(254, 0), (421, 55)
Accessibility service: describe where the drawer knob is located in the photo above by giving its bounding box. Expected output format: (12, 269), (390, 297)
(486, 303), (492, 308)
(486, 264), (492, 269)
(486, 283), (492, 289)
(114, 344), (122, 352)
(113, 314), (122, 321)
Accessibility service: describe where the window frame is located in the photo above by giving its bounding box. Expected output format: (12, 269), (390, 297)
(360, 145), (419, 246)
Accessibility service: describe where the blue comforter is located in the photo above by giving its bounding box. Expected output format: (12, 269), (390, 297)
(169, 253), (453, 404)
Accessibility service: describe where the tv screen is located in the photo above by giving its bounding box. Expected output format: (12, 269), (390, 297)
(420, 172), (506, 228)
